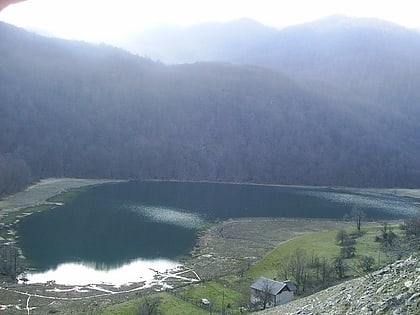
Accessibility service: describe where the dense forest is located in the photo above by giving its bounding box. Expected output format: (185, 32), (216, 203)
(1, 17), (420, 195)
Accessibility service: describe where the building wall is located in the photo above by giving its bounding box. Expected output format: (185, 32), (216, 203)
(250, 289), (276, 307)
(276, 290), (294, 305)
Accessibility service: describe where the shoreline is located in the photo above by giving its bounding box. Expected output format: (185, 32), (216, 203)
(0, 178), (411, 314)
(0, 177), (415, 276)
(0, 178), (127, 215)
(3, 177), (419, 215)
(0, 178), (127, 247)
(146, 178), (420, 193)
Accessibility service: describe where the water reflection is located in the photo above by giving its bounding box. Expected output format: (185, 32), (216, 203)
(21, 258), (180, 287)
(126, 204), (206, 229)
(17, 181), (419, 286)
(17, 198), (197, 271)
(299, 189), (419, 217)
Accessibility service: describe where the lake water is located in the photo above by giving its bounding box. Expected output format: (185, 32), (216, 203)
(17, 181), (419, 286)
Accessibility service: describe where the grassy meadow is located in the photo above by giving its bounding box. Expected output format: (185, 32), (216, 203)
(98, 222), (402, 314)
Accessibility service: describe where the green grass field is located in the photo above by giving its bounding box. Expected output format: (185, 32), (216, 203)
(248, 223), (401, 280)
(79, 223), (404, 315)
(96, 293), (208, 315)
(247, 229), (341, 279)
(180, 279), (244, 311)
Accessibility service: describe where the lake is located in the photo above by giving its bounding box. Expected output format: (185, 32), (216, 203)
(17, 181), (419, 286)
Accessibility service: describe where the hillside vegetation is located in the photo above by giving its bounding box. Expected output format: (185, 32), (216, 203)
(1, 17), (420, 194)
(95, 221), (418, 315)
(259, 255), (419, 315)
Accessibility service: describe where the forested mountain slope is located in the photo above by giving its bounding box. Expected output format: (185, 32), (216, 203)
(104, 15), (420, 166)
(126, 16), (420, 129)
(1, 21), (420, 195)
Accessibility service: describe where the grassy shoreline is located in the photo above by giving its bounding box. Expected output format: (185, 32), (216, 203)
(96, 222), (402, 315)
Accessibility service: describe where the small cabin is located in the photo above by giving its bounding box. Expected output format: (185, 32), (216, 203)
(250, 277), (296, 309)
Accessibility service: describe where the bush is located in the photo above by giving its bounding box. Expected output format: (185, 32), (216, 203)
(358, 255), (375, 272)
(137, 295), (162, 315)
(401, 216), (420, 250)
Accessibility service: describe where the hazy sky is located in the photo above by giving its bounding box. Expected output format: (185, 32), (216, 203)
(1, 0), (419, 43)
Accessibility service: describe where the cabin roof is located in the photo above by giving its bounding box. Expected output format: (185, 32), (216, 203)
(250, 277), (296, 295)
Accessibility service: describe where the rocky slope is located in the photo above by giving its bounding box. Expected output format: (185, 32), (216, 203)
(259, 256), (419, 315)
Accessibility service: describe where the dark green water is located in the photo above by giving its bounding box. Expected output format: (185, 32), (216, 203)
(17, 181), (418, 272)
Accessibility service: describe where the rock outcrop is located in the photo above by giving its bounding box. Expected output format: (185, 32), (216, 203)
(259, 256), (419, 315)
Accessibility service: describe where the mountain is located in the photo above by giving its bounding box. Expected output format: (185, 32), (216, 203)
(120, 15), (420, 177)
(1, 21), (420, 195)
(118, 18), (279, 64)
(123, 16), (420, 105)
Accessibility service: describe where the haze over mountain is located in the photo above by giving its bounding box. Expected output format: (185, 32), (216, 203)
(1, 16), (420, 195)
(119, 18), (279, 64)
(123, 17), (420, 101)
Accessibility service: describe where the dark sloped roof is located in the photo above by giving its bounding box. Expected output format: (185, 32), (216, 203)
(250, 277), (295, 295)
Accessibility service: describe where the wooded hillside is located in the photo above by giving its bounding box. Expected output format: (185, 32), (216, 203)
(1, 19), (420, 195)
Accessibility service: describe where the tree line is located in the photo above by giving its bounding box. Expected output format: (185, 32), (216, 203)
(273, 214), (420, 300)
(1, 22), (420, 196)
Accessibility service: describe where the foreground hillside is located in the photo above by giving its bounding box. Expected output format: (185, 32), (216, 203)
(259, 256), (419, 315)
(2, 19), (420, 195)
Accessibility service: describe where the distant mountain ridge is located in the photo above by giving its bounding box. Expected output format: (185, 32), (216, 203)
(119, 18), (279, 64)
(122, 16), (420, 104)
(119, 16), (420, 122)
(118, 15), (419, 64)
(1, 19), (420, 195)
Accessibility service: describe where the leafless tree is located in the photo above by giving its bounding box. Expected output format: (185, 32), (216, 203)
(282, 248), (309, 294)
(376, 222), (398, 248)
(357, 255), (375, 272)
(254, 278), (274, 310)
(319, 257), (333, 287)
(333, 255), (347, 279)
(351, 207), (366, 233)
(336, 229), (349, 246)
(340, 242), (356, 258)
(401, 215), (420, 250)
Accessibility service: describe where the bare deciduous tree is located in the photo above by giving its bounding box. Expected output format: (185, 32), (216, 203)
(333, 255), (347, 279)
(357, 255), (375, 272)
(319, 257), (333, 287)
(401, 215), (420, 250)
(282, 248), (309, 294)
(336, 229), (349, 246)
(376, 222), (398, 248)
(351, 208), (366, 233)
(254, 279), (275, 310)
